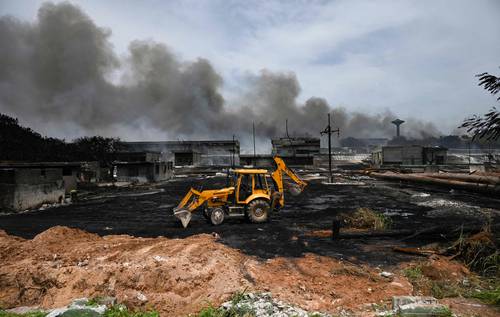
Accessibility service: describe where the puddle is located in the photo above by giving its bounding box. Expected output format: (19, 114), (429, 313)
(383, 209), (414, 217)
(416, 198), (499, 218)
(411, 192), (431, 198)
(322, 181), (366, 186)
(158, 204), (174, 209)
(303, 204), (330, 211)
(417, 198), (474, 209)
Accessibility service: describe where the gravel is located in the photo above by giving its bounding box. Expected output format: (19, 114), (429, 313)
(220, 292), (330, 317)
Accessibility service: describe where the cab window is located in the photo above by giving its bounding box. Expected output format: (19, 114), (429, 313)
(238, 174), (252, 200)
(254, 173), (265, 190)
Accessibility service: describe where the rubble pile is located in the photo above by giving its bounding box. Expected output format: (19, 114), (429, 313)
(219, 292), (330, 317)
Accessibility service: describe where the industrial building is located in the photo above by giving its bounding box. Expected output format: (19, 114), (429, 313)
(120, 140), (240, 167)
(0, 163), (69, 211)
(239, 154), (274, 167)
(339, 137), (389, 153)
(372, 145), (448, 167)
(113, 152), (173, 183)
(271, 137), (320, 166)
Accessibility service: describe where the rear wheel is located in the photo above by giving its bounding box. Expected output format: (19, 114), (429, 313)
(209, 207), (225, 226)
(247, 199), (270, 223)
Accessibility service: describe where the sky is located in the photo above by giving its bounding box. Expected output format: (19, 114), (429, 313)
(1, 0), (500, 142)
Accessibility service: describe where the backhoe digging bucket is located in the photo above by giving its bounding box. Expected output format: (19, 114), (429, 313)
(174, 208), (192, 228)
(286, 183), (303, 196)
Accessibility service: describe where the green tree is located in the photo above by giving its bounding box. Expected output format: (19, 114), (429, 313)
(460, 69), (500, 140)
(72, 136), (123, 167)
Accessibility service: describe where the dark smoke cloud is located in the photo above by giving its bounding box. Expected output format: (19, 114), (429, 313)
(0, 2), (440, 151)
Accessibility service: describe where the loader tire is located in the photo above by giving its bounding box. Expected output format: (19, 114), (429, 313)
(210, 207), (225, 226)
(247, 199), (270, 223)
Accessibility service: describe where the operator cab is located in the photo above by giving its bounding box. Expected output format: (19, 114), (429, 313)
(232, 169), (270, 204)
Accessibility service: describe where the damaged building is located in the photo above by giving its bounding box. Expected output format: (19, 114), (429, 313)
(239, 154), (275, 167)
(372, 145), (448, 167)
(113, 152), (173, 183)
(120, 140), (240, 167)
(0, 163), (70, 211)
(271, 137), (320, 166)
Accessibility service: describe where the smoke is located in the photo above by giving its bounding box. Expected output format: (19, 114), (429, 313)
(0, 2), (440, 152)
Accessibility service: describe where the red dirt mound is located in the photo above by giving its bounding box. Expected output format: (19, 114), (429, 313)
(0, 226), (414, 316)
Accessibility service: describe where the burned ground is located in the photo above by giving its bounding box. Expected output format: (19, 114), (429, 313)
(1, 173), (498, 266)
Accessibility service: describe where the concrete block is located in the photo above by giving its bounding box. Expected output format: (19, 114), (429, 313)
(392, 296), (438, 310)
(398, 303), (451, 317)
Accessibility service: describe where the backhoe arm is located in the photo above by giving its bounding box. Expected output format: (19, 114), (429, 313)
(271, 156), (308, 208)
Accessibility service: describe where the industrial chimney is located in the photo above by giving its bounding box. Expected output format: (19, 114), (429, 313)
(391, 119), (405, 137)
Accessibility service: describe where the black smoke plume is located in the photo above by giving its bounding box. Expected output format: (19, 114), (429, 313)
(0, 2), (440, 152)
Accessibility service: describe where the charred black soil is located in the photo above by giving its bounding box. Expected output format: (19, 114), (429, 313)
(1, 173), (499, 267)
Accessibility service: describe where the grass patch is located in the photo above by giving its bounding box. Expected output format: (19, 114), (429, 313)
(447, 227), (499, 277)
(103, 305), (158, 317)
(470, 287), (500, 306)
(194, 289), (255, 317)
(403, 266), (423, 281)
(429, 281), (461, 299)
(195, 304), (255, 317)
(341, 208), (392, 230)
(196, 305), (226, 317)
(0, 311), (47, 317)
(402, 263), (500, 305)
(230, 288), (247, 306)
(86, 298), (101, 307)
(0, 303), (158, 317)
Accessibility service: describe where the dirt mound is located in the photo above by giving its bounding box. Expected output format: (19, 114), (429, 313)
(32, 226), (99, 244)
(420, 256), (470, 282)
(244, 254), (412, 313)
(0, 226), (415, 316)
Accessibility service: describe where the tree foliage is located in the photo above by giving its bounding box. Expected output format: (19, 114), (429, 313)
(460, 70), (500, 140)
(0, 113), (121, 165)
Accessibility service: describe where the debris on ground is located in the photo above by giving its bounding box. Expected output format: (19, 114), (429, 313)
(1, 175), (499, 316)
(1, 297), (158, 317)
(445, 227), (499, 277)
(400, 255), (500, 316)
(210, 292), (330, 317)
(0, 227), (413, 316)
(392, 296), (451, 317)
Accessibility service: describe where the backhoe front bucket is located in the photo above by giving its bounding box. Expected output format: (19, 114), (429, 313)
(174, 208), (192, 228)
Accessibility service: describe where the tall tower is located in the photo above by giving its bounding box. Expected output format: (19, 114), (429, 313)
(391, 119), (405, 137)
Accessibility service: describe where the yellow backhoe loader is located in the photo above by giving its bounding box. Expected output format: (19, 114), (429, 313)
(173, 156), (307, 228)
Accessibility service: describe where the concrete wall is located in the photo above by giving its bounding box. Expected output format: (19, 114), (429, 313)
(382, 147), (403, 164)
(240, 155), (274, 167)
(272, 137), (320, 158)
(423, 148), (447, 164)
(121, 141), (240, 166)
(115, 162), (173, 183)
(402, 146), (424, 165)
(372, 146), (448, 167)
(62, 168), (78, 193)
(0, 168), (65, 211)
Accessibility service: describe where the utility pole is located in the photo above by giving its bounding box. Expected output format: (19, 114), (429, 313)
(253, 122), (256, 159)
(321, 113), (340, 183)
(232, 134), (235, 168)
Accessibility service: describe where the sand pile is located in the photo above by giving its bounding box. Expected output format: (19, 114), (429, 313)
(0, 226), (412, 316)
